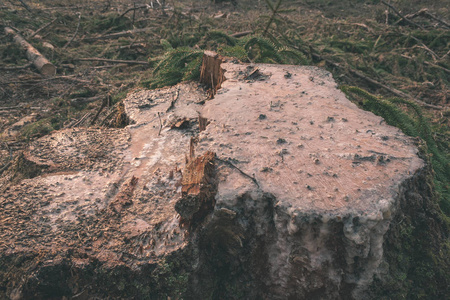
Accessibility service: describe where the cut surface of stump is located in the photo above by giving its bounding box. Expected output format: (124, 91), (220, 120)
(0, 55), (427, 299)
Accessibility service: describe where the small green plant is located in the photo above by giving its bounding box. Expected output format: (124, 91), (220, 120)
(152, 258), (189, 298)
(19, 118), (55, 141)
(142, 46), (203, 89)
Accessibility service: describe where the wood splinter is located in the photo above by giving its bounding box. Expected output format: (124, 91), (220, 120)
(175, 151), (217, 227)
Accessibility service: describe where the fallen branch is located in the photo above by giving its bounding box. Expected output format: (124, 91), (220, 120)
(119, 4), (150, 18)
(166, 89), (179, 112)
(404, 8), (450, 29)
(117, 43), (147, 50)
(63, 13), (81, 49)
(70, 95), (103, 106)
(0, 75), (91, 85)
(75, 58), (149, 65)
(336, 62), (443, 109)
(4, 27), (56, 76)
(0, 105), (41, 111)
(83, 27), (155, 42)
(28, 17), (57, 38)
(217, 157), (260, 188)
(71, 112), (92, 128)
(17, 0), (32, 13)
(0, 161), (12, 175)
(400, 54), (450, 75)
(90, 64), (128, 69)
(0, 142), (13, 174)
(0, 62), (32, 70)
(91, 95), (109, 125)
(409, 35), (439, 61)
(381, 1), (424, 29)
(231, 30), (253, 38)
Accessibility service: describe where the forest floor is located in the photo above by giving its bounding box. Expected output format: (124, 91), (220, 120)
(0, 0), (449, 209)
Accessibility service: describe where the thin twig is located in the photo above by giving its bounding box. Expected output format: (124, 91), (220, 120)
(71, 112), (92, 128)
(216, 157), (260, 188)
(381, 1), (424, 29)
(83, 27), (155, 42)
(119, 4), (150, 18)
(91, 95), (109, 125)
(404, 8), (450, 29)
(29, 18), (57, 38)
(166, 89), (179, 112)
(0, 161), (12, 174)
(0, 142), (14, 174)
(63, 12), (81, 49)
(75, 58), (149, 65)
(0, 75), (92, 85)
(407, 35), (440, 61)
(17, 0), (32, 13)
(231, 31), (253, 38)
(0, 62), (32, 70)
(400, 54), (450, 74)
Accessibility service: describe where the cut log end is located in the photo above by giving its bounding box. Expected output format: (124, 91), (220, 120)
(40, 64), (57, 76)
(4, 27), (56, 76)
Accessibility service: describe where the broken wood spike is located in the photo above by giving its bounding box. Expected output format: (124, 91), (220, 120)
(175, 151), (217, 225)
(199, 115), (208, 132)
(110, 176), (139, 213)
(189, 137), (196, 162)
(199, 51), (225, 98)
(170, 117), (189, 129)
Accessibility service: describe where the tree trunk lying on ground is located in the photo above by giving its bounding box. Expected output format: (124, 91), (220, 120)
(4, 27), (56, 76)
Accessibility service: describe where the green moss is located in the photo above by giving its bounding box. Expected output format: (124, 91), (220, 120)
(151, 258), (189, 298)
(368, 161), (450, 299)
(19, 118), (55, 141)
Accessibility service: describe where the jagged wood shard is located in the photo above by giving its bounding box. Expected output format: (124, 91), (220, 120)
(199, 50), (225, 97)
(176, 151), (216, 221)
